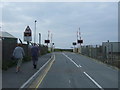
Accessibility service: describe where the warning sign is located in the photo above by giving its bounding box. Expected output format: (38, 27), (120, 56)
(24, 26), (32, 42)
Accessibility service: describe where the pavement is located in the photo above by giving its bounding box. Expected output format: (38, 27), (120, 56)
(2, 53), (52, 88)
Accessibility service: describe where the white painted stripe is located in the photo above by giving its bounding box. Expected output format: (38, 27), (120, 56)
(79, 64), (82, 67)
(83, 72), (104, 90)
(20, 55), (54, 88)
(62, 53), (79, 68)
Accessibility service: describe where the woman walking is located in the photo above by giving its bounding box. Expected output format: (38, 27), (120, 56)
(13, 43), (25, 73)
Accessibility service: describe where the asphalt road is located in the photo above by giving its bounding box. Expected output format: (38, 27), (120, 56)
(34, 52), (119, 89)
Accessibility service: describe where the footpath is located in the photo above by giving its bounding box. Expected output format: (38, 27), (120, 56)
(2, 53), (52, 88)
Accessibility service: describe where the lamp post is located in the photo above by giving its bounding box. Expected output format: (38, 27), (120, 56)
(0, 26), (1, 31)
(39, 33), (41, 45)
(34, 20), (37, 44)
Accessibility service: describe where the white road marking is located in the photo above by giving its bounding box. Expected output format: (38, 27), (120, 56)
(63, 53), (103, 89)
(83, 72), (104, 90)
(62, 53), (79, 68)
(79, 64), (82, 67)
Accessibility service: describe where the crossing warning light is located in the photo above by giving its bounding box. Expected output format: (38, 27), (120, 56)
(45, 40), (50, 43)
(73, 42), (77, 45)
(77, 40), (83, 44)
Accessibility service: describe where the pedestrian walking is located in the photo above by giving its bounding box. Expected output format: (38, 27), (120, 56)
(31, 43), (40, 69)
(13, 43), (25, 73)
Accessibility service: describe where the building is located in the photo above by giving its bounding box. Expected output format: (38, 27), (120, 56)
(102, 41), (120, 60)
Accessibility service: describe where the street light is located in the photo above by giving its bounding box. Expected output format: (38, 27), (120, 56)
(39, 33), (41, 45)
(34, 20), (37, 44)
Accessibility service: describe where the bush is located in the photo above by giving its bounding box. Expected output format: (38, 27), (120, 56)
(47, 51), (51, 53)
(23, 56), (31, 62)
(2, 60), (17, 70)
(2, 56), (31, 70)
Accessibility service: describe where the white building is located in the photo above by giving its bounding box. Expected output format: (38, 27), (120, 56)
(102, 41), (120, 59)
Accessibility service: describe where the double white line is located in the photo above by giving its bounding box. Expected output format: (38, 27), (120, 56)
(62, 53), (104, 90)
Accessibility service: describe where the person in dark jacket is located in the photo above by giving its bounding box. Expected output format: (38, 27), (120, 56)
(31, 43), (39, 69)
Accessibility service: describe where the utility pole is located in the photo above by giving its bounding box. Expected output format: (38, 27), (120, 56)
(34, 20), (37, 44)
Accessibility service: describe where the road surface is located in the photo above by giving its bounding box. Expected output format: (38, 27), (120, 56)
(29, 52), (119, 89)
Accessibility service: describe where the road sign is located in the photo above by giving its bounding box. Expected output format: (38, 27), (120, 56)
(24, 26), (32, 42)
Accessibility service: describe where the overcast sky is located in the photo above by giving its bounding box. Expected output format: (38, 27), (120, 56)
(1, 2), (118, 49)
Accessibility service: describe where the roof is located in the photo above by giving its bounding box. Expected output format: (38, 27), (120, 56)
(0, 31), (17, 38)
